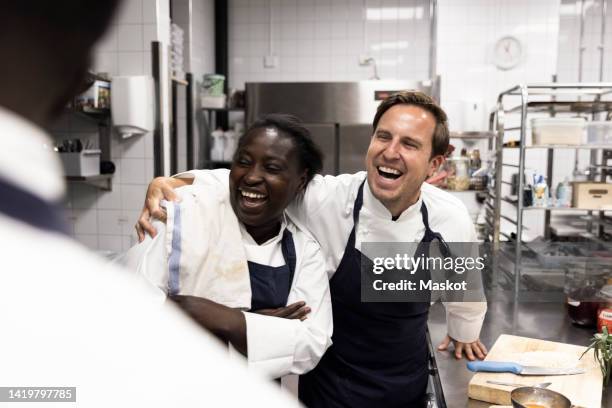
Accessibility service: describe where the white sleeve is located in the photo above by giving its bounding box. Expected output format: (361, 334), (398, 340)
(121, 219), (169, 301)
(444, 301), (487, 342)
(242, 239), (333, 378)
(443, 216), (487, 343)
(176, 168), (229, 187)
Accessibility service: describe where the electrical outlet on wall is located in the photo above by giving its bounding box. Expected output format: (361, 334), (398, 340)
(264, 55), (278, 68)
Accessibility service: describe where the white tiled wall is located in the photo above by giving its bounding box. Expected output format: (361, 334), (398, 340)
(437, 0), (562, 239)
(54, 0), (168, 253)
(228, 0), (432, 89)
(556, 0), (612, 82)
(437, 0), (561, 130)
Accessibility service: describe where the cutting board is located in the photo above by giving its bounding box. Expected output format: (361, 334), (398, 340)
(468, 334), (602, 407)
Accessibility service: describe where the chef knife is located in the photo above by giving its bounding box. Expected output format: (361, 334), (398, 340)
(466, 361), (585, 376)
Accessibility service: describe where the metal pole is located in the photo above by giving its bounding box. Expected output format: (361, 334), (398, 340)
(599, 0), (608, 81)
(186, 73), (194, 170)
(493, 101), (505, 247)
(171, 81), (178, 175)
(514, 85), (529, 302)
(152, 41), (163, 178)
(429, 0), (438, 79)
(578, 0), (587, 82)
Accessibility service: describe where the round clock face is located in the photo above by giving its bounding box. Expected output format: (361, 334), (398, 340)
(494, 36), (522, 70)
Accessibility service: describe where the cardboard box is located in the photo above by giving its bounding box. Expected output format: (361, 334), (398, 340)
(572, 182), (612, 209)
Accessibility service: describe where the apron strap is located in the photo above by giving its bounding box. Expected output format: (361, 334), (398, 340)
(280, 228), (297, 289)
(419, 203), (451, 256)
(353, 181), (366, 224)
(0, 176), (69, 235)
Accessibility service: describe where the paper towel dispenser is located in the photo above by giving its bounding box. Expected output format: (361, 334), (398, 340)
(111, 76), (155, 138)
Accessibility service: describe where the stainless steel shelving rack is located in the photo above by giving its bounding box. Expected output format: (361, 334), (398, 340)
(485, 83), (612, 299)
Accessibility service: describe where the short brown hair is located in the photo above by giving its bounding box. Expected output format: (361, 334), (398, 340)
(372, 90), (449, 158)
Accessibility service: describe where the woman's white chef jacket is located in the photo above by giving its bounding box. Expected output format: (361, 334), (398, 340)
(124, 183), (333, 379)
(182, 169), (487, 343)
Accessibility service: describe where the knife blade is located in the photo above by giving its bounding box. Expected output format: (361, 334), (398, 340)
(467, 361), (585, 376)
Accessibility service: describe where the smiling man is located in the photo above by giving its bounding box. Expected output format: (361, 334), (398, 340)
(137, 91), (487, 407)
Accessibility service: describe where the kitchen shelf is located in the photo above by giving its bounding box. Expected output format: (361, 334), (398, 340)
(502, 82), (612, 96)
(449, 131), (495, 139)
(201, 107), (245, 170)
(65, 174), (113, 191)
(526, 144), (612, 150)
(66, 106), (111, 125)
(484, 83), (612, 301)
(506, 100), (612, 114)
(522, 206), (612, 212)
(201, 107), (245, 112)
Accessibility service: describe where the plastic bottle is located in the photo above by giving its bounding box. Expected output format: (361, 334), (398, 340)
(532, 175), (549, 207)
(556, 177), (572, 208)
(223, 128), (237, 161)
(469, 149), (481, 176)
(211, 128), (225, 161)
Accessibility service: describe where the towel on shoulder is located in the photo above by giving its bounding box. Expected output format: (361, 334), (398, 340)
(122, 184), (251, 309)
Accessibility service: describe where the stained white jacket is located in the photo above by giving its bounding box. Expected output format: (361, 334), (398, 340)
(124, 183), (333, 379)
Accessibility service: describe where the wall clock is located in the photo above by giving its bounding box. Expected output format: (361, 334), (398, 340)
(494, 36), (523, 70)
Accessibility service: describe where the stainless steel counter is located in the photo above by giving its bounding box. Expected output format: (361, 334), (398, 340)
(427, 294), (611, 408)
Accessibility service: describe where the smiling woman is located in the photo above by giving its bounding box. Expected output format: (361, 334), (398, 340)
(122, 114), (332, 381)
(231, 121), (312, 244)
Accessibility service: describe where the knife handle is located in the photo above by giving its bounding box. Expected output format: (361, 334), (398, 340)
(466, 361), (522, 374)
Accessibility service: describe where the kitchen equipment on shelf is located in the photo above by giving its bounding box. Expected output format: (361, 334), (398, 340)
(555, 178), (572, 208)
(223, 127), (238, 161)
(170, 23), (185, 79)
(586, 121), (612, 145)
(210, 128), (225, 161)
(75, 78), (110, 110)
(487, 381), (551, 388)
(531, 174), (549, 207)
(531, 117), (585, 146)
(572, 182), (612, 209)
(201, 74), (226, 108)
(469, 149), (481, 176)
(445, 156), (470, 191)
(467, 334), (602, 407)
(510, 387), (572, 408)
(59, 149), (101, 177)
(467, 361), (584, 376)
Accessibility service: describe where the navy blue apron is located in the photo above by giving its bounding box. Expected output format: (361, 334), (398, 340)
(0, 177), (69, 235)
(299, 181), (446, 408)
(248, 228), (297, 310)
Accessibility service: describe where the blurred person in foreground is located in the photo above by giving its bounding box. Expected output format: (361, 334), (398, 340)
(0, 1), (298, 406)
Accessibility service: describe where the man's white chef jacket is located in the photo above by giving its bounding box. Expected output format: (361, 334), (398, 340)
(185, 169), (487, 343)
(0, 106), (297, 407)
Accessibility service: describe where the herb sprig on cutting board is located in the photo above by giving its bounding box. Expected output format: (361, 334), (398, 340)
(582, 326), (612, 386)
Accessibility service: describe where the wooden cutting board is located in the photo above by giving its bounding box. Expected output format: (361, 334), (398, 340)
(468, 334), (602, 407)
